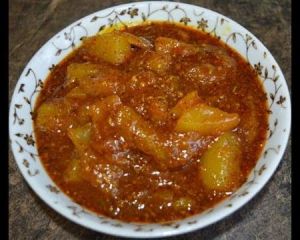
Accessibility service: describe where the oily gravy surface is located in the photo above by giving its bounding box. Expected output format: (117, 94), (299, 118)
(34, 22), (268, 223)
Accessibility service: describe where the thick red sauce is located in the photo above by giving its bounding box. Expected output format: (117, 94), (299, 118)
(34, 22), (268, 223)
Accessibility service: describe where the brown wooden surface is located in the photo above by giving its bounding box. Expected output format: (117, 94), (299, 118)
(9, 0), (291, 239)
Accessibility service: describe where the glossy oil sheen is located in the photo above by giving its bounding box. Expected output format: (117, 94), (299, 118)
(33, 22), (268, 223)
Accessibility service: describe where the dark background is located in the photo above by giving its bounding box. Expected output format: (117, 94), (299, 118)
(9, 0), (291, 239)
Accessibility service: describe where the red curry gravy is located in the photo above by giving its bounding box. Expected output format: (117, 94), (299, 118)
(34, 22), (268, 223)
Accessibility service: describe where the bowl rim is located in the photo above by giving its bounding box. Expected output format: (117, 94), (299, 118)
(9, 1), (291, 238)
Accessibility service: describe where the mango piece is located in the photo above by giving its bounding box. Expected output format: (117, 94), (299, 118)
(64, 149), (97, 183)
(66, 63), (125, 97)
(68, 123), (92, 150)
(66, 63), (102, 85)
(175, 103), (240, 135)
(82, 79), (124, 97)
(64, 157), (82, 182)
(84, 32), (132, 64)
(155, 37), (200, 57)
(145, 52), (171, 75)
(170, 91), (202, 117)
(65, 87), (87, 99)
(185, 64), (226, 87)
(199, 132), (242, 191)
(35, 101), (73, 132)
(114, 105), (169, 165)
(89, 95), (122, 123)
(36, 102), (59, 129)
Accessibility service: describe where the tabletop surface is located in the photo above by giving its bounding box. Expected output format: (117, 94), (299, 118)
(9, 0), (291, 239)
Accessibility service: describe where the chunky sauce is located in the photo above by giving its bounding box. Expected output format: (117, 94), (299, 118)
(34, 22), (268, 222)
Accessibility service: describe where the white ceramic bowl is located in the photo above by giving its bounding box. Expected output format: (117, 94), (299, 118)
(9, 1), (291, 238)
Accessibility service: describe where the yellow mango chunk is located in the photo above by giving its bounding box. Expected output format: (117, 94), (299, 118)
(155, 37), (200, 57)
(68, 123), (92, 150)
(64, 157), (82, 182)
(35, 101), (74, 132)
(66, 63), (102, 85)
(175, 104), (240, 135)
(89, 95), (122, 123)
(82, 79), (124, 97)
(65, 87), (87, 99)
(36, 102), (59, 129)
(170, 91), (202, 118)
(199, 132), (242, 191)
(114, 105), (169, 165)
(145, 52), (172, 75)
(84, 32), (132, 65)
(66, 63), (125, 97)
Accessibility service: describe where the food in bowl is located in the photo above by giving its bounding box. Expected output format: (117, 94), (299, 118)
(33, 22), (268, 223)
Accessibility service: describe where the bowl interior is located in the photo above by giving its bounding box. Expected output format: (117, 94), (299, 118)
(9, 1), (291, 238)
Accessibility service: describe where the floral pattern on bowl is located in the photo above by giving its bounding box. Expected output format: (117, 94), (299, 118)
(9, 1), (291, 238)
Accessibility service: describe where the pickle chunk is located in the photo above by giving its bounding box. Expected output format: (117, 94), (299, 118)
(84, 31), (151, 65)
(84, 32), (131, 64)
(66, 63), (126, 97)
(114, 105), (169, 166)
(68, 123), (92, 150)
(170, 91), (202, 117)
(155, 37), (200, 57)
(175, 104), (240, 135)
(64, 157), (82, 182)
(199, 132), (242, 191)
(35, 101), (74, 132)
